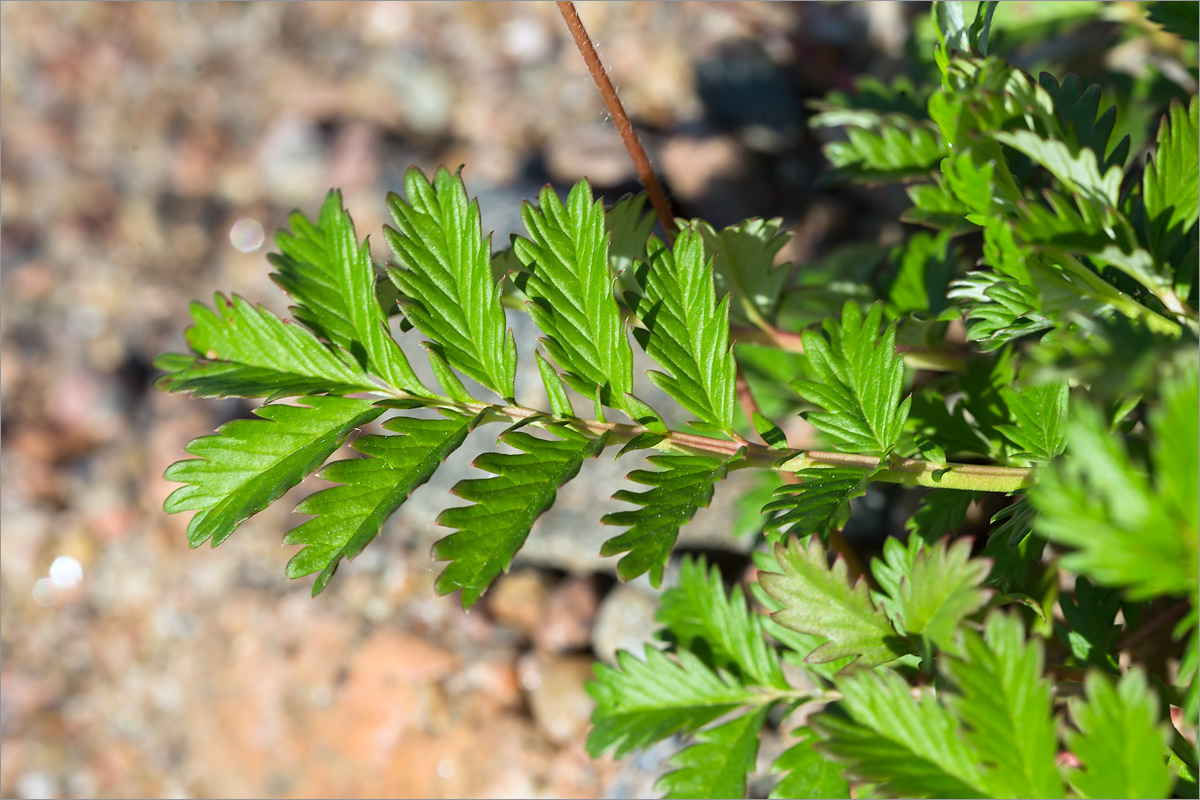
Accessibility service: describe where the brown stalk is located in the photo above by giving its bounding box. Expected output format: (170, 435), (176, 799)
(556, 1), (676, 241)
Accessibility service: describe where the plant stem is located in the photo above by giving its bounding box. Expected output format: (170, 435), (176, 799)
(557, 1), (676, 241)
(373, 389), (1035, 493)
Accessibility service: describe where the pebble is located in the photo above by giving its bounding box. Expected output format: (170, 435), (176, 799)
(591, 582), (664, 665)
(519, 652), (597, 745)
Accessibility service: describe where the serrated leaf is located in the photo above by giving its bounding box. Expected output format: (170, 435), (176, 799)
(995, 380), (1069, 463)
(983, 497), (1046, 589)
(693, 217), (792, 328)
(657, 555), (788, 689)
(1037, 73), (1123, 168)
(657, 706), (771, 800)
(762, 466), (873, 540)
(810, 668), (988, 798)
(759, 535), (909, 669)
(769, 728), (851, 799)
(535, 350), (573, 418)
(432, 426), (607, 608)
(1148, 1), (1199, 41)
(942, 612), (1064, 799)
(267, 190), (427, 395)
(155, 294), (381, 400)
(384, 166), (518, 399)
(630, 230), (738, 432)
(1143, 95), (1199, 268)
(886, 231), (958, 317)
(995, 129), (1122, 213)
(1055, 576), (1121, 672)
(586, 647), (766, 760)
(1064, 668), (1173, 799)
(601, 451), (742, 587)
(905, 489), (976, 547)
(163, 396), (382, 548)
(283, 410), (481, 595)
(823, 118), (946, 183)
(512, 180), (634, 409)
(792, 301), (911, 455)
(607, 192), (655, 288)
(894, 537), (993, 651)
(1032, 372), (1199, 601)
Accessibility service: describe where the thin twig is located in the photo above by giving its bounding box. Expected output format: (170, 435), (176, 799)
(556, 1), (676, 241)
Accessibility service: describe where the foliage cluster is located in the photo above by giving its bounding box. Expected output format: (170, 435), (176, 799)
(158, 3), (1198, 797)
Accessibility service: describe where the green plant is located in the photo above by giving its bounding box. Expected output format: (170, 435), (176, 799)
(158, 3), (1198, 797)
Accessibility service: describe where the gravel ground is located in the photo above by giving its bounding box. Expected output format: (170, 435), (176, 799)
(0, 3), (925, 797)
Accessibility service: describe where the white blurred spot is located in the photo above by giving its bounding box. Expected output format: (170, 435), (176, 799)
(437, 759), (455, 779)
(500, 17), (552, 63)
(230, 218), (265, 252)
(32, 578), (58, 606)
(49, 555), (83, 590)
(518, 663), (542, 691)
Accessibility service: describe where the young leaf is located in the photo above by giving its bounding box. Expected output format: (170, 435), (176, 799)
(943, 612), (1064, 799)
(512, 180), (634, 409)
(155, 293), (381, 400)
(656, 555), (788, 689)
(1032, 375), (1199, 602)
(534, 350), (574, 418)
(163, 396), (383, 548)
(810, 668), (988, 798)
(657, 706), (771, 800)
(1142, 95), (1199, 264)
(762, 466), (873, 541)
(606, 193), (655, 284)
(792, 301), (911, 455)
(283, 410), (483, 595)
(629, 230), (738, 432)
(268, 190), (428, 395)
(601, 451), (743, 587)
(892, 537), (993, 651)
(384, 166), (518, 400)
(1063, 668), (1172, 799)
(587, 647), (768, 760)
(693, 217), (792, 328)
(759, 535), (909, 669)
(432, 425), (608, 608)
(768, 728), (851, 800)
(994, 129), (1121, 213)
(995, 381), (1069, 463)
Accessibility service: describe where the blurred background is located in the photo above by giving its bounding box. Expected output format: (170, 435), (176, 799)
(1, 2), (1192, 798)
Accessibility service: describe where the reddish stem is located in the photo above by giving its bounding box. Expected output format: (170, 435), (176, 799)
(556, 1), (676, 242)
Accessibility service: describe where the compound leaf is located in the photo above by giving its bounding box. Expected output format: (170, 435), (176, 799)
(762, 466), (873, 541)
(768, 728), (851, 799)
(1063, 668), (1172, 799)
(657, 555), (788, 689)
(433, 426), (608, 608)
(630, 230), (738, 432)
(1142, 95), (1199, 265)
(163, 396), (382, 548)
(657, 706), (771, 800)
(811, 669), (988, 798)
(155, 293), (381, 400)
(601, 452), (743, 587)
(943, 612), (1064, 799)
(267, 189), (426, 395)
(587, 647), (765, 760)
(283, 410), (483, 595)
(995, 381), (1069, 463)
(792, 301), (911, 455)
(894, 537), (993, 651)
(385, 166), (518, 399)
(759, 535), (909, 669)
(693, 217), (792, 328)
(512, 180), (634, 409)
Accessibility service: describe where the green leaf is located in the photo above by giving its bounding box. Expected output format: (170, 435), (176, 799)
(512, 180), (634, 409)
(601, 451), (743, 587)
(657, 555), (788, 689)
(155, 293), (381, 400)
(769, 728), (851, 799)
(823, 119), (946, 183)
(905, 489), (976, 547)
(384, 166), (518, 399)
(759, 535), (909, 669)
(886, 231), (958, 317)
(606, 193), (655, 288)
(630, 230), (738, 432)
(1055, 576), (1121, 672)
(1037, 73), (1124, 169)
(657, 706), (771, 800)
(283, 410), (482, 595)
(792, 301), (911, 455)
(1032, 372), (1199, 602)
(432, 425), (607, 608)
(1147, 1), (1199, 41)
(892, 537), (993, 651)
(586, 647), (767, 760)
(535, 350), (574, 418)
(994, 129), (1121, 213)
(268, 190), (427, 395)
(942, 612), (1064, 799)
(163, 396), (383, 548)
(995, 380), (1069, 463)
(810, 668), (988, 798)
(1064, 668), (1173, 799)
(762, 466), (873, 541)
(1142, 96), (1199, 267)
(693, 217), (792, 328)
